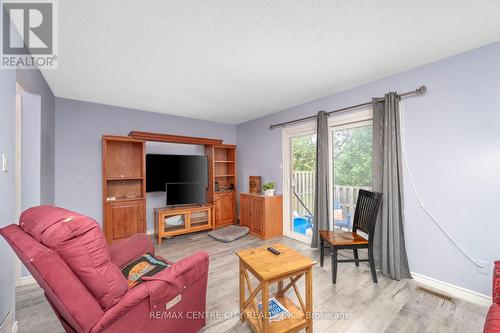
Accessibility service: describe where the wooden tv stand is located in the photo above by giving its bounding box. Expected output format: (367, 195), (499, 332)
(154, 204), (214, 245)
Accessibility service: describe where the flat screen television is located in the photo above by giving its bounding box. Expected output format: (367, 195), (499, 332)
(146, 154), (208, 205)
(165, 182), (206, 206)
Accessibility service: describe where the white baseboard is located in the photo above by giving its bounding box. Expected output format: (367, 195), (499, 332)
(411, 272), (491, 307)
(0, 311), (16, 333)
(19, 275), (37, 286)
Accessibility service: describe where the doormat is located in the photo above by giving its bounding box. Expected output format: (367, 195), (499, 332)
(208, 225), (249, 243)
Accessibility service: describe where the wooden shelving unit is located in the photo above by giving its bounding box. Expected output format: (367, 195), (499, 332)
(102, 136), (146, 243)
(205, 144), (237, 228)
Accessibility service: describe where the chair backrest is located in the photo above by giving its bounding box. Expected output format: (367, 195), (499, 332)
(18, 206), (128, 310)
(0, 224), (104, 333)
(352, 189), (383, 238)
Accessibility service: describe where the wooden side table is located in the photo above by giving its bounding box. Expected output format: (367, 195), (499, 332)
(236, 244), (316, 333)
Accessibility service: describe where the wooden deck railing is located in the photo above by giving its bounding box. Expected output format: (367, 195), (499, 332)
(292, 171), (371, 220)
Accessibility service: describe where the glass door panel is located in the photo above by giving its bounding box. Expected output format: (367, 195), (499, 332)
(190, 210), (210, 229)
(163, 212), (188, 233)
(331, 123), (372, 231)
(290, 133), (316, 240)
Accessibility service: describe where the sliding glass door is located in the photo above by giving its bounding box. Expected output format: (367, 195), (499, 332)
(283, 109), (373, 244)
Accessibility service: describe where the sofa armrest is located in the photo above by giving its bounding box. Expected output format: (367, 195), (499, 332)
(91, 252), (209, 333)
(142, 251), (209, 310)
(108, 233), (154, 268)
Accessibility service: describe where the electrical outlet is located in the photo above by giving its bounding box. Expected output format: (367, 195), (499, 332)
(1, 154), (7, 172)
(477, 260), (489, 275)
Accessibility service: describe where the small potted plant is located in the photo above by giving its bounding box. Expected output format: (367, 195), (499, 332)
(262, 181), (276, 196)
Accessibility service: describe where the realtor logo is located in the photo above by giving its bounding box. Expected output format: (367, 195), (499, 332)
(2, 0), (58, 68)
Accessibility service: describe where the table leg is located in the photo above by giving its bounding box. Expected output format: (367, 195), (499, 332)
(305, 268), (313, 333)
(239, 262), (245, 322)
(278, 280), (283, 296)
(262, 281), (269, 333)
(320, 237), (324, 267)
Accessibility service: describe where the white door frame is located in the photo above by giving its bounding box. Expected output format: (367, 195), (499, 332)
(15, 94), (22, 287)
(282, 121), (316, 243)
(281, 108), (373, 244)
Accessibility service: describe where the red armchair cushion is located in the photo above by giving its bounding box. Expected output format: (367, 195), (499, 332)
(108, 233), (155, 269)
(485, 304), (500, 332)
(493, 261), (500, 305)
(485, 261), (500, 332)
(20, 206), (128, 310)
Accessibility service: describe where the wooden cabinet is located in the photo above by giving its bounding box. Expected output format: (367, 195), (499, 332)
(104, 200), (145, 241)
(251, 198), (264, 234)
(239, 193), (283, 240)
(214, 192), (235, 227)
(240, 195), (251, 228)
(102, 136), (146, 243)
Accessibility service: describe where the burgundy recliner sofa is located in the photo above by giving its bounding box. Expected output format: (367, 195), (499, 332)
(0, 205), (209, 333)
(485, 261), (500, 332)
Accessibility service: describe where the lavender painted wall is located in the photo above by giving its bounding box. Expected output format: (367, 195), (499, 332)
(55, 98), (236, 227)
(20, 93), (42, 211)
(16, 68), (56, 205)
(237, 41), (500, 296)
(0, 68), (16, 324)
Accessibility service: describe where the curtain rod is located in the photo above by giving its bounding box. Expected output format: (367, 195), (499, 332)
(269, 85), (427, 129)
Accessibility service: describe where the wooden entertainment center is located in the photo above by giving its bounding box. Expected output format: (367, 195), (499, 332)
(102, 132), (237, 243)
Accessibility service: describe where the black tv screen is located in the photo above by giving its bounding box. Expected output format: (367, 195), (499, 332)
(166, 182), (206, 206)
(146, 154), (208, 193)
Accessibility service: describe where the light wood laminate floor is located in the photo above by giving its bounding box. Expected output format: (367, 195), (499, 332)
(16, 232), (488, 333)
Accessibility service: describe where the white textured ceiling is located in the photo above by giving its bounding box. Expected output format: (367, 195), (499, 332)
(42, 1), (500, 124)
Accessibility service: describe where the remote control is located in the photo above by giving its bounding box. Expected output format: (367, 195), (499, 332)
(267, 247), (281, 255)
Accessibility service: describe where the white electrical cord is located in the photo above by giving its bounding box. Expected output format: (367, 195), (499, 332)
(399, 103), (484, 269)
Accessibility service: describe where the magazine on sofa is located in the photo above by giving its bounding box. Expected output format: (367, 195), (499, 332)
(121, 253), (170, 288)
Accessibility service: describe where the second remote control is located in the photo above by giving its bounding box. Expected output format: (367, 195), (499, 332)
(267, 247), (281, 255)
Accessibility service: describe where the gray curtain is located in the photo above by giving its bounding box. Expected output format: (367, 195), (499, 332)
(311, 111), (330, 248)
(372, 93), (411, 279)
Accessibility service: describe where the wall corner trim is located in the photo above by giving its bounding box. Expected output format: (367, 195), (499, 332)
(411, 271), (491, 307)
(0, 311), (16, 333)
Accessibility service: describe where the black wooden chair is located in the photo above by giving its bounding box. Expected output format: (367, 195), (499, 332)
(319, 189), (383, 284)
